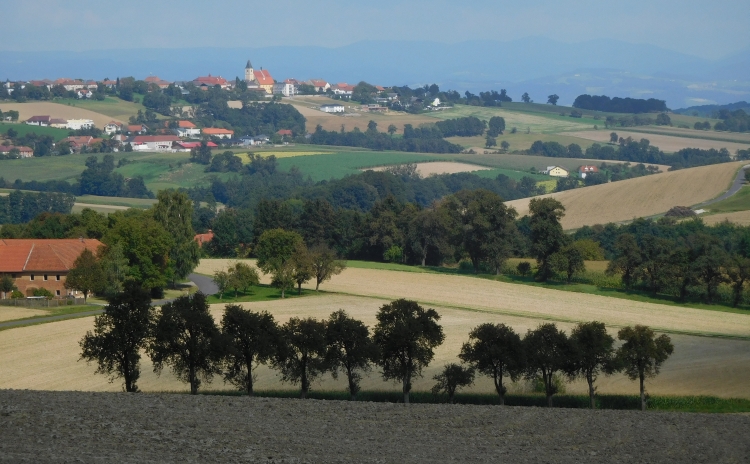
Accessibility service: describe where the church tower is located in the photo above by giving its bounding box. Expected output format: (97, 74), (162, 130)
(244, 60), (254, 83)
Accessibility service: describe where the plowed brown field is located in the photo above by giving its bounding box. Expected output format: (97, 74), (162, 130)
(505, 161), (744, 229)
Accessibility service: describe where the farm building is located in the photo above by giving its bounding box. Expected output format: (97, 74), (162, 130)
(127, 125), (147, 135)
(0, 146), (33, 158)
(25, 115), (51, 126)
(320, 104), (345, 113)
(202, 128), (234, 139)
(125, 135), (181, 151)
(579, 165), (600, 178)
(170, 120), (201, 138)
(49, 119), (68, 129)
(173, 141), (218, 152)
(544, 166), (569, 177)
(65, 119), (95, 130)
(144, 76), (172, 89)
(62, 136), (101, 152)
(193, 75), (230, 90)
(331, 83), (355, 96)
(0, 238), (103, 298)
(307, 79), (330, 92)
(194, 230), (214, 247)
(240, 135), (269, 146)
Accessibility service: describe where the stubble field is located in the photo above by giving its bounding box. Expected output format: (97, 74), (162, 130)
(0, 102), (124, 126)
(506, 161), (744, 229)
(571, 130), (750, 153)
(703, 210), (750, 226)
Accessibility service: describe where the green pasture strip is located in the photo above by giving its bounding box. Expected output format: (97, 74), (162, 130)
(447, 152), (604, 173)
(207, 284), (317, 305)
(0, 122), (70, 141)
(191, 389), (750, 412)
(55, 97), (152, 121)
(343, 260), (750, 318)
(446, 132), (598, 152)
(609, 126), (750, 145)
(701, 185), (750, 214)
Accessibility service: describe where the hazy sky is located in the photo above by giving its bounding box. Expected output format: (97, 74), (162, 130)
(2, 0), (748, 59)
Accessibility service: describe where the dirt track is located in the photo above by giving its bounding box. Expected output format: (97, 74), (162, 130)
(0, 390), (747, 463)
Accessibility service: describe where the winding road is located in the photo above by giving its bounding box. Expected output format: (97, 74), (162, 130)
(694, 164), (749, 208)
(0, 273), (217, 330)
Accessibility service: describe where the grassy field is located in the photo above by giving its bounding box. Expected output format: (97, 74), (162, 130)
(207, 284), (315, 304)
(702, 185), (750, 214)
(506, 161), (745, 230)
(446, 131), (599, 152)
(0, 122), (70, 141)
(620, 126), (750, 145)
(0, 101), (124, 126)
(54, 97), (148, 122)
(570, 129), (750, 153)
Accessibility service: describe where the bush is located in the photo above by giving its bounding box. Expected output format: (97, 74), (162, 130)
(10, 290), (24, 299)
(32, 288), (54, 299)
(383, 245), (403, 263)
(517, 261), (532, 276)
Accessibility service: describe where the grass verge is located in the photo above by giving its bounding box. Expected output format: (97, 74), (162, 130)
(207, 284), (316, 304)
(192, 389), (750, 413)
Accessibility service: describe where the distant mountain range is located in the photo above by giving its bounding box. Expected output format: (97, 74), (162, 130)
(1, 38), (748, 108)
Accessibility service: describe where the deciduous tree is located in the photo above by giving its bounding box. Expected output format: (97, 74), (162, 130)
(524, 323), (571, 407)
(459, 323), (524, 405)
(373, 299), (445, 404)
(275, 317), (328, 398)
(309, 245), (347, 291)
(325, 310), (378, 400)
(547, 94), (559, 105)
(79, 283), (153, 392)
(529, 198), (568, 281)
(617, 325), (674, 411)
(65, 248), (103, 303)
(569, 321), (619, 409)
(0, 274), (15, 299)
(221, 305), (280, 396)
(151, 190), (201, 287)
(431, 363), (475, 404)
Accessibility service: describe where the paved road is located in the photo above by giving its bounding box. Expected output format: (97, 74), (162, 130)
(694, 164), (749, 208)
(0, 273), (217, 330)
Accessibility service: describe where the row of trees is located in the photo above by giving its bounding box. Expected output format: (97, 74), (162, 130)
(572, 95), (668, 114)
(309, 123), (463, 154)
(81, 292), (673, 410)
(0, 190), (74, 224)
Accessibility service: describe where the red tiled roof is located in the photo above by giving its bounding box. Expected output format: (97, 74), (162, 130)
(174, 141), (218, 149)
(193, 75), (228, 86)
(178, 120), (196, 128)
(277, 129), (293, 136)
(129, 135), (181, 143)
(579, 165), (599, 173)
(253, 69), (274, 86)
(63, 136), (95, 147)
(194, 230), (214, 247)
(0, 145), (33, 154)
(27, 115), (51, 123)
(127, 125), (145, 132)
(202, 128), (234, 135)
(309, 79), (328, 87)
(0, 239), (103, 273)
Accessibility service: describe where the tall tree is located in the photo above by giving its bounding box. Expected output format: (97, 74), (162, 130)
(487, 116), (506, 137)
(547, 94), (559, 105)
(65, 248), (103, 303)
(148, 293), (225, 395)
(568, 321), (619, 409)
(605, 233), (642, 288)
(529, 198), (568, 281)
(550, 243), (586, 283)
(726, 255), (750, 307)
(521, 92), (531, 103)
(431, 364), (475, 404)
(255, 228), (304, 298)
(459, 323), (525, 405)
(79, 283), (153, 392)
(690, 233), (728, 303)
(227, 261), (260, 297)
(220, 305), (280, 396)
(617, 325), (674, 411)
(524, 323), (571, 407)
(309, 245), (347, 291)
(408, 205), (456, 267)
(291, 242), (314, 295)
(373, 299), (445, 404)
(275, 317), (329, 398)
(0, 274), (15, 299)
(151, 191), (201, 287)
(325, 310), (378, 400)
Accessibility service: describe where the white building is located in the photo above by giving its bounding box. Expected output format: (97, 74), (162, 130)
(320, 104), (345, 113)
(104, 121), (123, 135)
(66, 119), (95, 130)
(273, 82), (296, 97)
(125, 135), (181, 151)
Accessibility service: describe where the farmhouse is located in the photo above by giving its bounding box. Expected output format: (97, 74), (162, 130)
(277, 129), (293, 137)
(26, 115), (51, 126)
(49, 118), (69, 129)
(202, 128), (234, 139)
(125, 135), (181, 151)
(172, 141), (218, 152)
(579, 165), (600, 179)
(544, 166), (569, 177)
(331, 83), (355, 96)
(144, 76), (172, 89)
(239, 135), (269, 146)
(62, 136), (101, 152)
(0, 146), (34, 158)
(320, 104), (345, 113)
(169, 120), (201, 138)
(193, 75), (230, 90)
(194, 230), (214, 247)
(0, 238), (103, 298)
(104, 121), (123, 135)
(127, 124), (147, 135)
(307, 79), (330, 92)
(65, 119), (95, 131)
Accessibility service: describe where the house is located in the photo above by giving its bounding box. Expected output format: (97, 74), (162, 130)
(169, 120), (201, 138)
(0, 238), (103, 298)
(76, 89), (93, 99)
(193, 75), (230, 90)
(101, 80), (118, 89)
(331, 83), (355, 96)
(0, 145), (34, 158)
(277, 129), (293, 137)
(320, 104), (344, 113)
(54, 79), (89, 91)
(239, 135), (269, 146)
(144, 76), (172, 89)
(125, 135), (181, 151)
(104, 121), (123, 135)
(202, 128), (234, 139)
(49, 118), (69, 129)
(172, 141), (218, 152)
(307, 79), (330, 92)
(29, 80), (53, 90)
(65, 119), (95, 130)
(273, 82), (296, 97)
(544, 166), (569, 177)
(127, 124), (147, 135)
(62, 136), (101, 152)
(193, 230), (214, 247)
(578, 165), (600, 179)
(26, 115), (51, 126)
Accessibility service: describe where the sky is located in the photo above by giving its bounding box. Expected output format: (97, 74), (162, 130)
(1, 0), (748, 59)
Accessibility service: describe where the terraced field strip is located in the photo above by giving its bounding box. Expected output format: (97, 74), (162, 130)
(570, 130), (750, 153)
(506, 161), (745, 230)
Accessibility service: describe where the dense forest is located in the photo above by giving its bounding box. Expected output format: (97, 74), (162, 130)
(573, 95), (668, 113)
(0, 190), (75, 224)
(308, 123), (463, 153)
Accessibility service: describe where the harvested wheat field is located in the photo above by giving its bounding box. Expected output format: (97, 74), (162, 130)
(702, 210), (750, 226)
(368, 161), (492, 176)
(0, 306), (46, 323)
(2, 391), (749, 464)
(506, 161), (745, 229)
(0, 102), (123, 126)
(570, 130), (750, 153)
(1, 294), (749, 398)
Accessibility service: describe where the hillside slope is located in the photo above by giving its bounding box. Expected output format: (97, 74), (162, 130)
(0, 102), (124, 126)
(505, 161), (745, 230)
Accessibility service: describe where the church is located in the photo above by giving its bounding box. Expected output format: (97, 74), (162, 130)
(244, 60), (275, 94)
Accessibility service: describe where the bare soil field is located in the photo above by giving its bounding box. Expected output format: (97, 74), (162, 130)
(0, 294), (748, 398)
(1, 390), (748, 464)
(0, 102), (124, 126)
(0, 306), (46, 322)
(506, 161), (744, 230)
(367, 161), (492, 176)
(570, 130), (750, 153)
(702, 210), (750, 226)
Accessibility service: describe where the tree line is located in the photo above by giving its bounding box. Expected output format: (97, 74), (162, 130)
(0, 190), (74, 224)
(572, 95), (667, 114)
(308, 122), (463, 154)
(81, 291), (673, 410)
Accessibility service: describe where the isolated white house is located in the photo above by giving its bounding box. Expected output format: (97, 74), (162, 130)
(545, 166), (569, 177)
(66, 119), (95, 130)
(578, 165), (599, 179)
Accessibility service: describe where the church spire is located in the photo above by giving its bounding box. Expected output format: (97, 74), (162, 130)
(246, 60), (253, 69)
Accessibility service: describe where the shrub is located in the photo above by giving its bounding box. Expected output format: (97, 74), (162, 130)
(11, 290), (24, 299)
(517, 261), (532, 276)
(32, 288), (54, 299)
(383, 246), (403, 263)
